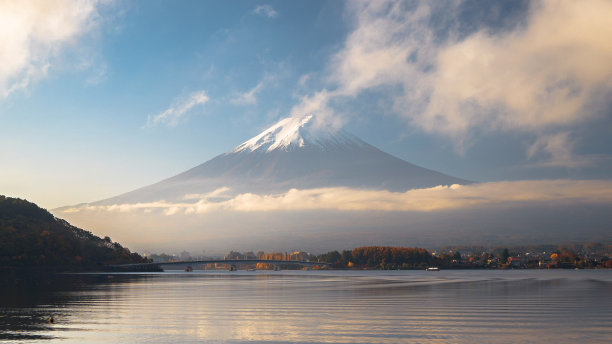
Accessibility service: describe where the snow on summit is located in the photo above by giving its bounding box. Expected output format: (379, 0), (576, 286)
(232, 114), (356, 153)
(233, 114), (313, 152)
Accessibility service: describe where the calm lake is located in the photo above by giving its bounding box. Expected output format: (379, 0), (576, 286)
(1, 269), (610, 343)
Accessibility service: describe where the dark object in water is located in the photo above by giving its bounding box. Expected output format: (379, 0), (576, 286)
(48, 316), (54, 324)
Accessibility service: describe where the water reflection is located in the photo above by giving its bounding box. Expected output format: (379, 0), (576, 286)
(0, 272), (149, 341)
(1, 270), (611, 343)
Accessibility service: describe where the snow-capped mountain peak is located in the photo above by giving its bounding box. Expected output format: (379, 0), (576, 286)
(82, 113), (471, 206)
(232, 114), (351, 153)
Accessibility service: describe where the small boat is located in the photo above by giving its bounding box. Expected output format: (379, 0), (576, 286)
(184, 266), (193, 272)
(426, 267), (440, 271)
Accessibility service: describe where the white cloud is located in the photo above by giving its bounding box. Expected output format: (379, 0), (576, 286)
(294, 0), (612, 155)
(289, 90), (345, 131)
(61, 180), (612, 215)
(0, 0), (102, 98)
(527, 132), (594, 168)
(146, 90), (209, 127)
(297, 74), (311, 87)
(229, 71), (283, 106)
(230, 81), (263, 105)
(252, 4), (279, 19)
(77, 54), (108, 86)
(423, 0), (612, 137)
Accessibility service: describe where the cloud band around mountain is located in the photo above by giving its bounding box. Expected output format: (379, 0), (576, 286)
(61, 179), (612, 215)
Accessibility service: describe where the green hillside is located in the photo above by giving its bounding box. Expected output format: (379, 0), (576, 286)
(0, 196), (149, 268)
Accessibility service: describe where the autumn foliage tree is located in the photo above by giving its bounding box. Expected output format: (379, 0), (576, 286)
(317, 246), (433, 269)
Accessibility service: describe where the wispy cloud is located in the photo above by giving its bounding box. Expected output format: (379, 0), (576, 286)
(230, 81), (264, 105)
(61, 180), (612, 215)
(146, 90), (209, 127)
(293, 0), (612, 155)
(289, 90), (345, 131)
(527, 132), (596, 168)
(252, 4), (279, 19)
(0, 0), (102, 98)
(77, 55), (108, 86)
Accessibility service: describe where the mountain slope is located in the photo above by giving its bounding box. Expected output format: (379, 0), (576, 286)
(95, 114), (470, 205)
(0, 195), (149, 267)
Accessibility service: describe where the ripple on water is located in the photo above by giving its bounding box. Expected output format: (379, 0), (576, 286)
(1, 270), (611, 343)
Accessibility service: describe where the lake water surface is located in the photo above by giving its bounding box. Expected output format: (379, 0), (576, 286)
(1, 270), (611, 343)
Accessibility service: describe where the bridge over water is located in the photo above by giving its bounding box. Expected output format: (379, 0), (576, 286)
(109, 259), (331, 271)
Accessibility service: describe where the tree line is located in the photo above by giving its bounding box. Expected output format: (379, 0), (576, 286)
(315, 245), (612, 269)
(316, 246), (434, 269)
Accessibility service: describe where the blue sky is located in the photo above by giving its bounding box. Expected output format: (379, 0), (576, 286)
(1, 0), (611, 209)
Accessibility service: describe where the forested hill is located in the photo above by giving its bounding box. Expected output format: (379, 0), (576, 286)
(0, 196), (149, 268)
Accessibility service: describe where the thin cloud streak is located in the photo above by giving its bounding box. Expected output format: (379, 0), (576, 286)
(230, 81), (264, 105)
(252, 4), (279, 19)
(61, 180), (612, 215)
(146, 90), (209, 127)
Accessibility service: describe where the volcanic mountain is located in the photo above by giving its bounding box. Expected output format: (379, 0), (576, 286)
(54, 115), (610, 253)
(94, 114), (470, 205)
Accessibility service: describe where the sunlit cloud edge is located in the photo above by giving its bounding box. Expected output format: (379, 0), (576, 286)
(59, 179), (612, 215)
